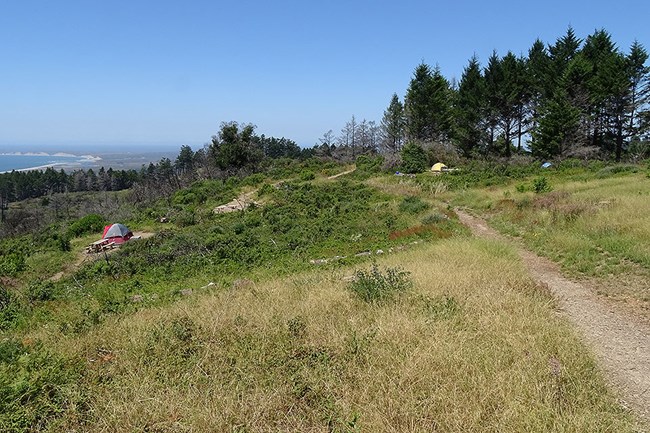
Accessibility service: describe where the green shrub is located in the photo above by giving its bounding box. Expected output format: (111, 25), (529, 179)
(0, 253), (26, 277)
(400, 142), (428, 173)
(174, 210), (196, 227)
(173, 190), (200, 205)
(0, 286), (22, 330)
(26, 280), (58, 302)
(356, 154), (384, 173)
(241, 173), (266, 187)
(533, 176), (552, 194)
(421, 213), (448, 225)
(399, 196), (430, 214)
(348, 263), (412, 303)
(67, 214), (106, 238)
(258, 183), (275, 196)
(596, 164), (638, 178)
(299, 170), (315, 181)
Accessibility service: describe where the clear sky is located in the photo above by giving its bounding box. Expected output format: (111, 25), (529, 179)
(1, 0), (648, 151)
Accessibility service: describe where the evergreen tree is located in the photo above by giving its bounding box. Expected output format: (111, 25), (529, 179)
(526, 39), (551, 149)
(175, 145), (195, 174)
(483, 52), (502, 154)
(428, 66), (454, 143)
(626, 41), (650, 142)
(548, 26), (582, 93)
(454, 56), (486, 156)
(210, 122), (263, 174)
(405, 63), (435, 141)
(380, 93), (406, 156)
(582, 29), (622, 153)
(532, 89), (581, 158)
(404, 63), (454, 143)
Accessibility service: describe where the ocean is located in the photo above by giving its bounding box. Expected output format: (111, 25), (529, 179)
(0, 153), (102, 173)
(0, 150), (180, 173)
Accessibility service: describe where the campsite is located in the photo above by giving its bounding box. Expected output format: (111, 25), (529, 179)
(1, 155), (649, 432)
(1, 11), (650, 431)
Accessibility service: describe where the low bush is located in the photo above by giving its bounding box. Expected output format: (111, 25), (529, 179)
(299, 170), (315, 181)
(0, 286), (23, 331)
(356, 154), (385, 173)
(67, 214), (106, 238)
(533, 176), (552, 194)
(400, 142), (428, 173)
(596, 164), (638, 178)
(0, 253), (26, 277)
(399, 196), (430, 214)
(26, 280), (58, 303)
(348, 263), (412, 303)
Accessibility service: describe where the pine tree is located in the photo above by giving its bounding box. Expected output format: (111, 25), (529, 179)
(483, 52), (502, 154)
(532, 88), (581, 158)
(380, 93), (406, 156)
(405, 63), (435, 141)
(454, 56), (486, 156)
(548, 26), (582, 93)
(429, 66), (454, 143)
(526, 40), (551, 149)
(626, 41), (650, 141)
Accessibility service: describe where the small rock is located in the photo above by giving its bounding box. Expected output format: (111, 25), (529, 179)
(201, 282), (216, 289)
(355, 251), (371, 257)
(376, 249), (384, 255)
(310, 259), (328, 265)
(130, 294), (144, 303)
(180, 289), (193, 296)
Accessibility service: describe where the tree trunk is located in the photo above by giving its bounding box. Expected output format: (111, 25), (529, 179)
(615, 121), (624, 162)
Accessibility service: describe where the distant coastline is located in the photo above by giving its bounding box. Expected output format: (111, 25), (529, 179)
(0, 149), (178, 173)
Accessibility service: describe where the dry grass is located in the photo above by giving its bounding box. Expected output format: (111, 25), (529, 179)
(40, 238), (635, 432)
(455, 173), (650, 313)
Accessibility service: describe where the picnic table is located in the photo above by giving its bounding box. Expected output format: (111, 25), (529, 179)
(86, 239), (116, 254)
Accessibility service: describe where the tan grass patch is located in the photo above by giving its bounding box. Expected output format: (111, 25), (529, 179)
(48, 238), (634, 432)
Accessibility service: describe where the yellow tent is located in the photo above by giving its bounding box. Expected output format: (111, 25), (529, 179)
(431, 162), (447, 172)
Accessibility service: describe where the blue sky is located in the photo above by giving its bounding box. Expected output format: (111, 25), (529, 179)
(1, 0), (648, 151)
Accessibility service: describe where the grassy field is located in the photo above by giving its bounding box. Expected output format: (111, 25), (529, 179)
(448, 169), (650, 310)
(30, 239), (635, 432)
(1, 162), (646, 431)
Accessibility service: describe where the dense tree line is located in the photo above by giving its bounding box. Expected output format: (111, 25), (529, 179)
(0, 167), (139, 203)
(319, 27), (649, 165)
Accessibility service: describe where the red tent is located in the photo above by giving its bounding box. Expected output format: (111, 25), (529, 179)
(102, 223), (133, 244)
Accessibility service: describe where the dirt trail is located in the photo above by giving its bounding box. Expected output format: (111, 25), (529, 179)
(327, 167), (356, 179)
(456, 209), (650, 425)
(213, 167), (357, 214)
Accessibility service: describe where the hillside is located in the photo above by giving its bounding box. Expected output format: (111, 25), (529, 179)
(1, 160), (648, 431)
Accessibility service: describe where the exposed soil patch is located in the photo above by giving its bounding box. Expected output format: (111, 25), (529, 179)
(213, 190), (259, 214)
(212, 168), (357, 215)
(456, 209), (650, 427)
(327, 167), (356, 179)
